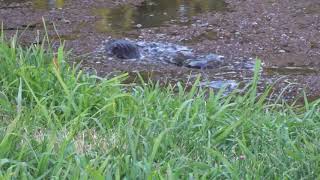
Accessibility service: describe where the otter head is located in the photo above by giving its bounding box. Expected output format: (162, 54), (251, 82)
(105, 39), (141, 59)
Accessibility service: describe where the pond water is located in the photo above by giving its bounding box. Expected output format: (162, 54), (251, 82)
(94, 0), (228, 33)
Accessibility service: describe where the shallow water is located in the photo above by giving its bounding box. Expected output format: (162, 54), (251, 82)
(94, 0), (228, 33)
(200, 80), (238, 93)
(97, 39), (255, 70)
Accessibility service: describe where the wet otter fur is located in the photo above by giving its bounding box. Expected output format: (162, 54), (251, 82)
(105, 39), (141, 59)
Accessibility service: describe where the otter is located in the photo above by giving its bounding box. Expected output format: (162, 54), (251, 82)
(167, 52), (194, 66)
(105, 39), (141, 59)
(169, 52), (224, 69)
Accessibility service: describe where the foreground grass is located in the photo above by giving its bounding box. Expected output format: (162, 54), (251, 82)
(0, 35), (319, 179)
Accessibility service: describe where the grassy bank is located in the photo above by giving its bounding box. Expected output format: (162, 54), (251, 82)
(0, 35), (319, 179)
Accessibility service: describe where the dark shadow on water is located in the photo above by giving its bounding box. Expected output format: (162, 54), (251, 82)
(264, 66), (319, 76)
(94, 0), (228, 33)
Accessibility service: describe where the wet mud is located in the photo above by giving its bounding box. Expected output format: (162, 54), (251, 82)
(0, 0), (320, 101)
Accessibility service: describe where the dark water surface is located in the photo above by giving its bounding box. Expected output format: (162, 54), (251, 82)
(94, 0), (228, 33)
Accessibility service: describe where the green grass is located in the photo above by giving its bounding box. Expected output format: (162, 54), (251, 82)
(0, 34), (320, 179)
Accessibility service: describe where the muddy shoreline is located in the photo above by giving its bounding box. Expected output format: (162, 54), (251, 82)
(1, 0), (319, 101)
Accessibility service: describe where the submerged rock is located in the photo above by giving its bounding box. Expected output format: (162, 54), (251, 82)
(104, 39), (141, 59)
(186, 53), (224, 69)
(207, 80), (238, 90)
(200, 80), (238, 94)
(187, 60), (213, 69)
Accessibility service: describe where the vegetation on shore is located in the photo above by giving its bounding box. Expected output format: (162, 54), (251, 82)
(0, 34), (319, 179)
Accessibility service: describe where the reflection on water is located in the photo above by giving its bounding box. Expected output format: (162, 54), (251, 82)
(95, 5), (135, 33)
(94, 0), (228, 33)
(33, 0), (65, 9)
(1, 0), (65, 9)
(264, 66), (319, 75)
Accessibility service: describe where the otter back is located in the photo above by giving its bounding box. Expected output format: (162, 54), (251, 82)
(105, 40), (141, 59)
